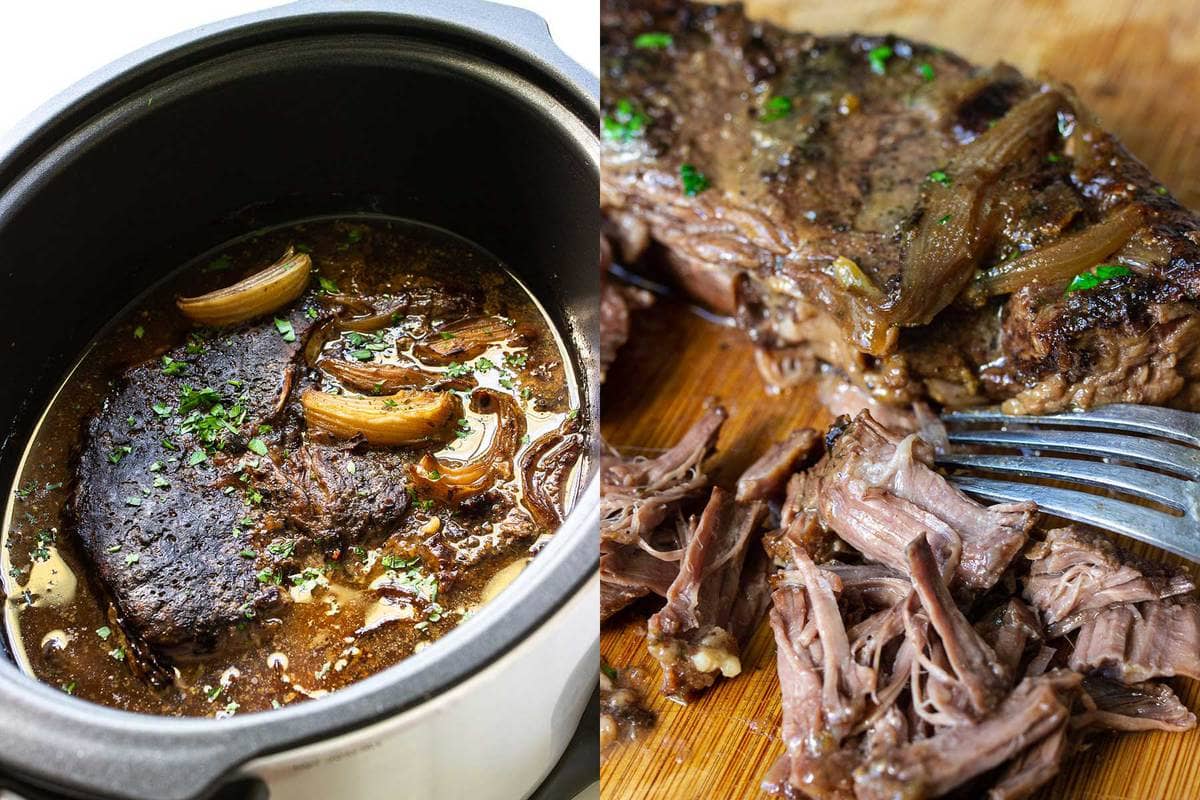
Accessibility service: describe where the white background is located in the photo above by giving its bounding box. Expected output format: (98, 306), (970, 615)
(0, 0), (598, 138)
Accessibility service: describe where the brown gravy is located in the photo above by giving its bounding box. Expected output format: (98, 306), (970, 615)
(1, 217), (580, 716)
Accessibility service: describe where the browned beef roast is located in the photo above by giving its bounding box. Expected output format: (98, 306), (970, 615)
(72, 298), (424, 657)
(600, 235), (653, 382)
(601, 0), (1200, 414)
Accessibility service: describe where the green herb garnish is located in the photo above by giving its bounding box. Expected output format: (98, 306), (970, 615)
(1065, 264), (1132, 294)
(161, 356), (187, 376)
(867, 44), (893, 75)
(679, 163), (710, 197)
(760, 95), (793, 122)
(274, 318), (296, 343)
(633, 31), (672, 49)
(602, 98), (647, 143)
(247, 438), (269, 457)
(927, 169), (951, 186)
(916, 62), (935, 81)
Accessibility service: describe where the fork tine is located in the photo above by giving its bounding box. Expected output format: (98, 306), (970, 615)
(942, 404), (1200, 448)
(950, 476), (1199, 563)
(936, 454), (1190, 511)
(944, 429), (1200, 481)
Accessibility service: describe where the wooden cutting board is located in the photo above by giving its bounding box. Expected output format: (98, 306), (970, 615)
(600, 1), (1200, 798)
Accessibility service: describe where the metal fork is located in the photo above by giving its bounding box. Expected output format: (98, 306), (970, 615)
(935, 404), (1200, 562)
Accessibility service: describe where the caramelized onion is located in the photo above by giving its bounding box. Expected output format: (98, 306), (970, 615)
(301, 388), (459, 445)
(408, 389), (526, 503)
(319, 359), (475, 393)
(412, 317), (529, 366)
(178, 249), (311, 326)
(974, 205), (1143, 295)
(883, 91), (1064, 335)
(519, 417), (584, 529)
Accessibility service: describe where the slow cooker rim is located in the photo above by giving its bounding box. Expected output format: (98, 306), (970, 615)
(0, 3), (599, 800)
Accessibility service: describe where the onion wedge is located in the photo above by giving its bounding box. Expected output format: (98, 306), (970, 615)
(973, 205), (1143, 295)
(413, 316), (530, 365)
(409, 389), (526, 503)
(319, 359), (475, 393)
(178, 248), (312, 326)
(301, 388), (459, 446)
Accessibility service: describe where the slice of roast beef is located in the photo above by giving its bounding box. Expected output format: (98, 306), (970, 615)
(72, 304), (322, 655)
(1023, 525), (1195, 637)
(1070, 596), (1200, 682)
(973, 598), (1042, 679)
(817, 411), (1034, 589)
(602, 0), (1200, 415)
(853, 671), (1081, 800)
(646, 487), (766, 694)
(736, 427), (821, 502)
(1075, 675), (1197, 733)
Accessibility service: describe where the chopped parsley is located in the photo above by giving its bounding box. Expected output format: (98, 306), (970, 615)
(187, 450), (207, 467)
(679, 163), (710, 197)
(108, 445), (132, 465)
(274, 317), (296, 343)
(633, 31), (672, 50)
(161, 356), (187, 376)
(152, 475), (170, 489)
(318, 275), (339, 294)
(239, 548), (257, 559)
(152, 401), (173, 418)
(474, 357), (496, 373)
(504, 352), (528, 369)
(256, 568), (281, 585)
(927, 169), (951, 186)
(61, 681), (76, 695)
(867, 44), (893, 75)
(15, 480), (38, 499)
(455, 418), (471, 439)
(382, 558), (439, 603)
(178, 385), (221, 414)
(759, 95), (793, 122)
(1155, 185), (1170, 196)
(1066, 264), (1132, 294)
(96, 626), (112, 640)
(31, 530), (54, 562)
(133, 325), (145, 339)
(1046, 153), (1063, 164)
(602, 98), (647, 143)
(125, 496), (142, 507)
(247, 438), (269, 457)
(125, 553), (140, 565)
(937, 214), (952, 225)
(109, 647), (125, 661)
(346, 227), (364, 244)
(267, 539), (296, 558)
(445, 362), (470, 378)
(916, 62), (935, 82)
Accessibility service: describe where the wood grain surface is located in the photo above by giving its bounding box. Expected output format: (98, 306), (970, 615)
(599, 1), (1200, 798)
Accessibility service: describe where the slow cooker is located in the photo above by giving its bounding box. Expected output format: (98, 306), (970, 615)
(0, 1), (599, 798)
